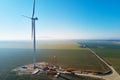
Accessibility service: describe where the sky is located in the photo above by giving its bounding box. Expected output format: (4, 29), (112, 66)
(0, 0), (120, 40)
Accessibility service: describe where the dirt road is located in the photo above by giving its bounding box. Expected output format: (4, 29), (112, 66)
(87, 48), (120, 80)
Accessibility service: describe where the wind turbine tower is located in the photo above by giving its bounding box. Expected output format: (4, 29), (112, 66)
(23, 0), (38, 69)
(31, 0), (38, 69)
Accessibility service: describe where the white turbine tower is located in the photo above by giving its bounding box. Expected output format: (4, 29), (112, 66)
(23, 0), (38, 69)
(31, 0), (38, 69)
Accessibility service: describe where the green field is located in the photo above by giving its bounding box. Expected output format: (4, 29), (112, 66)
(36, 49), (109, 71)
(79, 40), (120, 74)
(0, 41), (108, 80)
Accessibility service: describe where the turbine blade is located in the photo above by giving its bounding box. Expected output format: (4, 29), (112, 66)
(22, 15), (31, 19)
(32, 0), (35, 18)
(31, 20), (34, 39)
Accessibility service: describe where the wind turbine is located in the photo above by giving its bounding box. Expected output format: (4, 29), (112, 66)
(31, 0), (38, 69)
(23, 0), (38, 69)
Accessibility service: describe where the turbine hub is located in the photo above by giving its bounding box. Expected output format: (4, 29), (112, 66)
(32, 17), (38, 20)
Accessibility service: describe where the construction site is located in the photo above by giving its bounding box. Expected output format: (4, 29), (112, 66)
(12, 55), (112, 77)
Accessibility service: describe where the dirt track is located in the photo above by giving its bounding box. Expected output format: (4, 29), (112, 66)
(87, 48), (120, 80)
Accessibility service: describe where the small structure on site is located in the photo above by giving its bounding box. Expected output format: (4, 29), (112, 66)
(12, 62), (48, 75)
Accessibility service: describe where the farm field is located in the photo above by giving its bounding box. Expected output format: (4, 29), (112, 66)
(36, 49), (109, 71)
(78, 40), (120, 74)
(0, 40), (108, 80)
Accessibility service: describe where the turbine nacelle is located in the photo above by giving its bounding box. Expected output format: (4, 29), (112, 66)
(32, 17), (38, 20)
